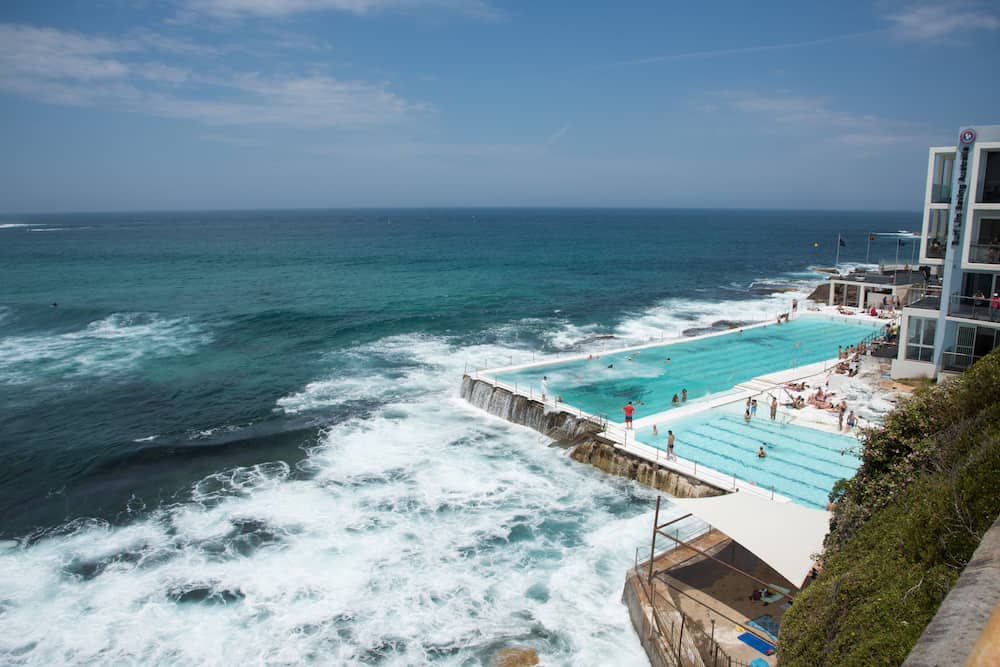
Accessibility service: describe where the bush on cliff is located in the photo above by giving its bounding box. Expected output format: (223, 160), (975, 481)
(777, 348), (1000, 666)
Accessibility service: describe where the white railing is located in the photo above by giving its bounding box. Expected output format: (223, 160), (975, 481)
(466, 372), (786, 502)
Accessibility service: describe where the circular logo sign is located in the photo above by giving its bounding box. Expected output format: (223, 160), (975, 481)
(960, 128), (977, 144)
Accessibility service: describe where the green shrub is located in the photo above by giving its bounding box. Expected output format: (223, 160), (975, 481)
(778, 349), (1000, 666)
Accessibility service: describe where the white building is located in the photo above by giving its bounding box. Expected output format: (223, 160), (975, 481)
(892, 125), (1000, 380)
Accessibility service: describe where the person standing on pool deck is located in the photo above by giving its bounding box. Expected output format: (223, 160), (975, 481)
(751, 399), (758, 417)
(667, 430), (675, 460)
(770, 397), (778, 420)
(541, 376), (549, 401)
(623, 401), (635, 429)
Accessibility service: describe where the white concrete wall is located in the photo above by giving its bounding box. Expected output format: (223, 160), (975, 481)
(891, 357), (936, 379)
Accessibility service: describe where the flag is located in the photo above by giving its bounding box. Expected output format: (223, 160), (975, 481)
(839, 238), (847, 247)
(869, 233), (876, 241)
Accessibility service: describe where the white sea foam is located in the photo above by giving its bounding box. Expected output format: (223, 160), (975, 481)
(546, 284), (815, 352)
(0, 327), (704, 665)
(0, 313), (211, 385)
(0, 223), (34, 229)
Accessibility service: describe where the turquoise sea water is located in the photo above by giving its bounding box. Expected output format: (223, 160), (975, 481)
(493, 316), (880, 419)
(0, 208), (916, 664)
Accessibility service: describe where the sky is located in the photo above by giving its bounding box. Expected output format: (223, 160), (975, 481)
(1, 0), (999, 213)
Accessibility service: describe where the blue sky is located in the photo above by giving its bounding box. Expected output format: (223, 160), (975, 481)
(1, 0), (999, 212)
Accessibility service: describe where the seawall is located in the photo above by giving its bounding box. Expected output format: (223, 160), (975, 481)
(461, 375), (725, 498)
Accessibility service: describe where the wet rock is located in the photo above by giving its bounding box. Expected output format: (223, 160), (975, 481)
(494, 647), (539, 667)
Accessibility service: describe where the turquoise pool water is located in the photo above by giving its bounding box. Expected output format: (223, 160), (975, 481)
(493, 316), (879, 420)
(639, 409), (861, 508)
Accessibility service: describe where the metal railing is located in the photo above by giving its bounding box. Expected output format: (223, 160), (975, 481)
(637, 567), (760, 667)
(941, 351), (985, 372)
(948, 295), (1000, 322)
(902, 285), (942, 310)
(926, 239), (947, 259)
(466, 372), (784, 501)
(969, 243), (1000, 264)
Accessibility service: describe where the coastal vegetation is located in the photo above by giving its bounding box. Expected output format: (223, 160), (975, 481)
(778, 348), (1000, 665)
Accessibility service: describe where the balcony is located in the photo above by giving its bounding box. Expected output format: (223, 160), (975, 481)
(941, 351), (984, 372)
(948, 295), (1000, 322)
(969, 243), (1000, 264)
(905, 286), (942, 311)
(931, 184), (952, 204)
(926, 238), (946, 259)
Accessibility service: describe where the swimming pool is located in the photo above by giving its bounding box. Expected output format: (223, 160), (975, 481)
(638, 408), (861, 508)
(492, 316), (879, 420)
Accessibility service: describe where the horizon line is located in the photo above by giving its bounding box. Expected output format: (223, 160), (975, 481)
(1, 205), (923, 217)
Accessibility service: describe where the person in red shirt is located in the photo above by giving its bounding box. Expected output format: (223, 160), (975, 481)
(623, 401), (635, 429)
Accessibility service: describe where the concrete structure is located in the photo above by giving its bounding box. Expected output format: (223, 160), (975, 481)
(826, 268), (929, 309)
(903, 513), (1000, 666)
(892, 125), (1000, 380)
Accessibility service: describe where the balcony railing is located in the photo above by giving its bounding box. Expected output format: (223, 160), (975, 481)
(926, 239), (947, 259)
(969, 243), (1000, 264)
(948, 295), (1000, 322)
(931, 184), (952, 204)
(905, 285), (942, 310)
(941, 351), (984, 372)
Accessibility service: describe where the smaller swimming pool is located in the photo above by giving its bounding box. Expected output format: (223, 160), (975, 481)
(638, 406), (861, 509)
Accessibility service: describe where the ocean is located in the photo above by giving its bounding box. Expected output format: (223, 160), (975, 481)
(0, 208), (917, 664)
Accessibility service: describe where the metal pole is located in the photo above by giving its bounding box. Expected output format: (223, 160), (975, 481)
(647, 496), (661, 586)
(835, 233), (841, 267)
(677, 614), (686, 663)
(711, 619), (716, 667)
(866, 232), (872, 264)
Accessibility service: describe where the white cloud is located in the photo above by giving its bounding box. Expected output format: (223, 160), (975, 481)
(545, 124), (570, 145)
(184, 0), (499, 19)
(0, 23), (418, 128)
(617, 31), (879, 67)
(886, 1), (1000, 40)
(706, 90), (939, 148)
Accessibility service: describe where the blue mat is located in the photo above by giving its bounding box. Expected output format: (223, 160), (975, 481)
(747, 614), (780, 641)
(738, 632), (776, 656)
(750, 659), (770, 667)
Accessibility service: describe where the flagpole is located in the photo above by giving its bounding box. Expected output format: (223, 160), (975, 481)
(835, 233), (842, 268)
(895, 238), (900, 267)
(866, 233), (872, 264)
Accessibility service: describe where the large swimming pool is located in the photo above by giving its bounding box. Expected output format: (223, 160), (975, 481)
(638, 408), (861, 508)
(492, 315), (879, 420)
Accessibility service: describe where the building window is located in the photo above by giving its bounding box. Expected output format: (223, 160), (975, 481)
(906, 317), (936, 362)
(932, 153), (954, 203)
(971, 217), (1000, 264)
(982, 151), (1000, 204)
(926, 209), (948, 258)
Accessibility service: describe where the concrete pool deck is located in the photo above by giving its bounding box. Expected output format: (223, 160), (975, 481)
(463, 307), (900, 505)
